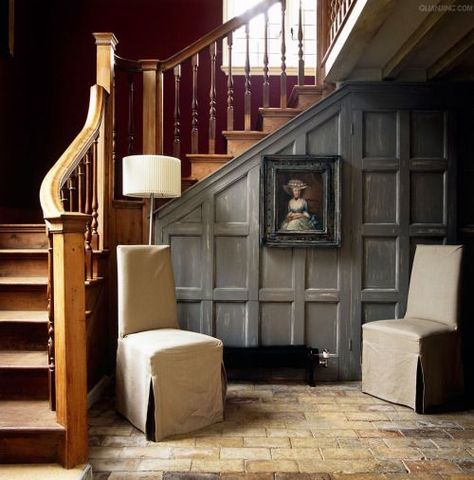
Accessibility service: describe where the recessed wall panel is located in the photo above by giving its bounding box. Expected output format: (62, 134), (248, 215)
(363, 172), (397, 223)
(306, 115), (339, 154)
(363, 238), (397, 289)
(305, 303), (338, 349)
(215, 237), (247, 288)
(261, 303), (293, 346)
(177, 302), (201, 332)
(411, 111), (444, 158)
(215, 302), (247, 346)
(410, 172), (444, 224)
(261, 247), (293, 288)
(170, 236), (201, 288)
(306, 249), (338, 289)
(362, 303), (397, 324)
(363, 112), (397, 158)
(215, 177), (248, 223)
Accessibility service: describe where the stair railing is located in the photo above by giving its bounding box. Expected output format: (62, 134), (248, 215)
(39, 84), (107, 467)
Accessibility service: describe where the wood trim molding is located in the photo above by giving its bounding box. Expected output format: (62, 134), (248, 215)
(427, 29), (474, 79)
(382, 0), (456, 79)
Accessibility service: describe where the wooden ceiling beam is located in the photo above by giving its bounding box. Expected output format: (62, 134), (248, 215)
(427, 29), (474, 79)
(382, 0), (456, 79)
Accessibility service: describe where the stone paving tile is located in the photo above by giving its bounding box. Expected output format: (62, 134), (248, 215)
(245, 460), (299, 473)
(91, 458), (141, 472)
(244, 437), (291, 448)
(336, 438), (386, 448)
(221, 448), (272, 460)
(421, 449), (473, 461)
(404, 460), (463, 474)
(291, 438), (339, 448)
(275, 474), (331, 480)
(108, 474), (163, 480)
(137, 459), (192, 472)
(195, 437), (244, 448)
(191, 460), (245, 473)
(383, 438), (437, 449)
(170, 447), (220, 459)
(320, 448), (373, 460)
(371, 447), (424, 460)
(401, 429), (453, 439)
(163, 473), (217, 480)
(220, 474), (273, 480)
(356, 429), (402, 438)
(270, 448), (323, 460)
(297, 459), (406, 474)
(455, 461), (474, 473)
(267, 428), (313, 438)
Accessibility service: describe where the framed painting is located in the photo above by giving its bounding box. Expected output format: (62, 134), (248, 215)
(261, 155), (341, 247)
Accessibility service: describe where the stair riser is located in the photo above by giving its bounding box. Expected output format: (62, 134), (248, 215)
(0, 257), (48, 277)
(227, 138), (261, 157)
(0, 431), (63, 463)
(293, 93), (323, 109)
(0, 322), (48, 350)
(0, 289), (48, 310)
(0, 369), (49, 400)
(0, 231), (48, 249)
(191, 162), (229, 180)
(262, 115), (297, 134)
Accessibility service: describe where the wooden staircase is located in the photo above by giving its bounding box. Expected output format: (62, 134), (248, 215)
(187, 85), (324, 181)
(0, 224), (65, 463)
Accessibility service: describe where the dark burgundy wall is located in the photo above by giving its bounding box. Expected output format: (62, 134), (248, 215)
(0, 0), (224, 213)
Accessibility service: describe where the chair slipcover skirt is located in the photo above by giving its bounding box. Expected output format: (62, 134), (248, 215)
(362, 319), (464, 412)
(117, 329), (225, 441)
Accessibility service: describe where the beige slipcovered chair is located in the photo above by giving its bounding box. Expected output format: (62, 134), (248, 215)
(362, 245), (464, 413)
(116, 245), (225, 441)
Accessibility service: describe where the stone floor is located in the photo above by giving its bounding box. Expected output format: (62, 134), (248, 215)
(88, 382), (474, 479)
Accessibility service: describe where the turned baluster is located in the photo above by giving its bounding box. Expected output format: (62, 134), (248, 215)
(244, 22), (252, 131)
(227, 32), (234, 131)
(191, 55), (199, 154)
(84, 149), (93, 280)
(209, 42), (217, 154)
(280, 0), (287, 109)
(60, 186), (68, 211)
(297, 0), (304, 86)
(262, 11), (270, 108)
(77, 160), (84, 213)
(127, 72), (135, 154)
(47, 232), (56, 411)
(173, 65), (181, 158)
(67, 174), (76, 212)
(91, 138), (99, 255)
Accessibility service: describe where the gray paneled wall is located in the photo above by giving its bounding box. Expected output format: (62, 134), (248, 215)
(156, 83), (456, 380)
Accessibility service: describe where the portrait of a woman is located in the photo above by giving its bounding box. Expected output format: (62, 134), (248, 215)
(280, 179), (320, 231)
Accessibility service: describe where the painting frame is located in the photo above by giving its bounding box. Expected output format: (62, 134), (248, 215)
(261, 155), (341, 247)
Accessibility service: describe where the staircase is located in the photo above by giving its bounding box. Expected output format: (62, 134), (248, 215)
(187, 86), (324, 181)
(0, 224), (65, 463)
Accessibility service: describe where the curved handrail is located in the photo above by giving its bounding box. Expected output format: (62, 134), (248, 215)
(40, 85), (107, 219)
(160, 0), (281, 71)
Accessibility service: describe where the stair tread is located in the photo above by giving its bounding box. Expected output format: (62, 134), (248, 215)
(187, 154), (233, 159)
(0, 400), (62, 429)
(0, 350), (48, 368)
(0, 310), (48, 323)
(0, 249), (47, 255)
(0, 276), (48, 285)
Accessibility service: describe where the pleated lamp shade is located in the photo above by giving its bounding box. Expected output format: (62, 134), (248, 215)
(123, 155), (181, 198)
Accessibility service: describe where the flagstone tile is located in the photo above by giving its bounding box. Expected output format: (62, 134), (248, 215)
(245, 460), (299, 473)
(404, 460), (462, 474)
(221, 448), (272, 460)
(191, 459), (245, 473)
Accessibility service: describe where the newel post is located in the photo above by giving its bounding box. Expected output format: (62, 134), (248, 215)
(47, 214), (90, 468)
(93, 32), (117, 249)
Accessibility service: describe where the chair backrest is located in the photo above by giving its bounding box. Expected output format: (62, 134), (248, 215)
(406, 244), (463, 329)
(117, 245), (179, 337)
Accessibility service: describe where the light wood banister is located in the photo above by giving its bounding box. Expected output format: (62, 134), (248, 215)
(160, 0), (280, 72)
(40, 85), (106, 218)
(39, 84), (107, 468)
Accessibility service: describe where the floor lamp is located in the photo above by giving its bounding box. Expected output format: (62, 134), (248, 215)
(123, 155), (181, 244)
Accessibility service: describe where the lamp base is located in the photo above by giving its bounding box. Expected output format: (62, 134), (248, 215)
(148, 193), (154, 245)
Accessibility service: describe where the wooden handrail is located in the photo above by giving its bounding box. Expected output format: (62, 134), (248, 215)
(40, 85), (107, 219)
(160, 0), (280, 71)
